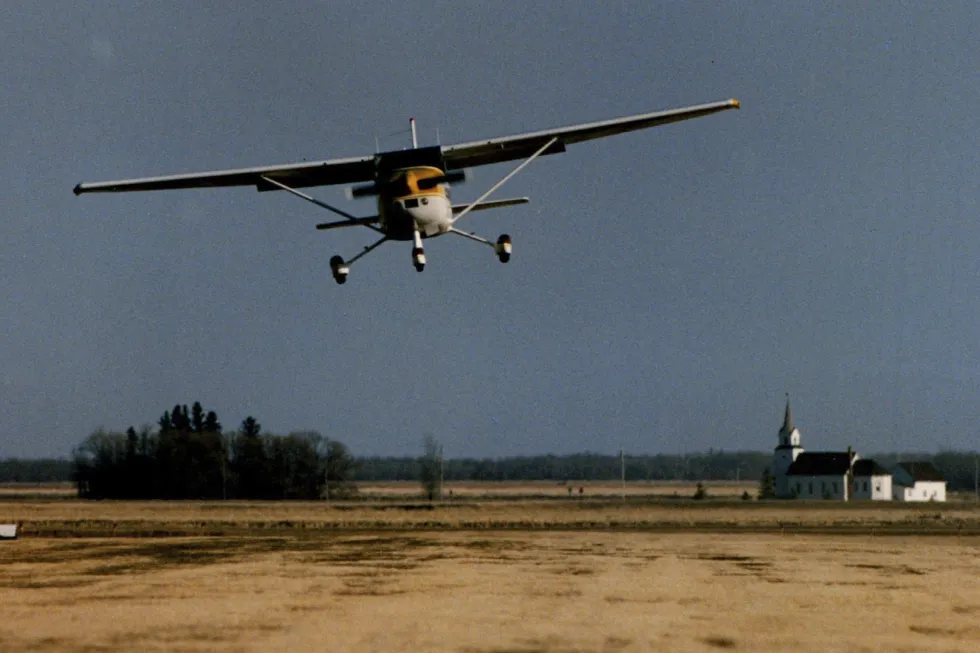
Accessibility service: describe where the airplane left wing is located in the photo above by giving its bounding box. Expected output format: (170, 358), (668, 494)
(441, 98), (739, 170)
(73, 155), (375, 195)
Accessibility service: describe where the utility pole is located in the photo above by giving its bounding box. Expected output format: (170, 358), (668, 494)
(620, 448), (626, 501)
(975, 455), (978, 503)
(439, 444), (444, 502)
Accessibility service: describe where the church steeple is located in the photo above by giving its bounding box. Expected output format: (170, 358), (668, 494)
(777, 394), (802, 448)
(780, 394), (794, 437)
(772, 394), (804, 498)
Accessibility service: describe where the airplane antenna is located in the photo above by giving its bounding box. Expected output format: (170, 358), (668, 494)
(375, 133), (379, 153)
(410, 118), (418, 149)
(436, 127), (441, 145)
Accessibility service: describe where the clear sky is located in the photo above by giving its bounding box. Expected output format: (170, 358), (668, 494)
(2, 2), (979, 458)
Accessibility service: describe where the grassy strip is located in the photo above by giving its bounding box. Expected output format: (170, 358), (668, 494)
(15, 518), (980, 538)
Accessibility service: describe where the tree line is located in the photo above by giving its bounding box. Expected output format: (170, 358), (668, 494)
(2, 422), (978, 494)
(71, 403), (356, 500)
(358, 450), (775, 484)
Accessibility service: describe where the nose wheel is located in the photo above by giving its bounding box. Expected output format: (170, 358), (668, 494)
(411, 227), (426, 272)
(495, 234), (512, 263)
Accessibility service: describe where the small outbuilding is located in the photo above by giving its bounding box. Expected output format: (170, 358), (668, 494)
(892, 462), (947, 502)
(851, 459), (892, 500)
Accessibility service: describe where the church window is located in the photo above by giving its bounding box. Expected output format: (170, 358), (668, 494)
(796, 483), (801, 494)
(863, 481), (868, 492)
(808, 482), (813, 494)
(832, 482), (838, 494)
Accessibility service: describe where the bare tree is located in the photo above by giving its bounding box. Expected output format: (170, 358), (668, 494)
(419, 435), (442, 501)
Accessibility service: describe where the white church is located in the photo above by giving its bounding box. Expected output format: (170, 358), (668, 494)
(771, 398), (946, 502)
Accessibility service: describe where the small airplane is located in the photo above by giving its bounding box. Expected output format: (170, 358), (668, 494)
(74, 98), (739, 284)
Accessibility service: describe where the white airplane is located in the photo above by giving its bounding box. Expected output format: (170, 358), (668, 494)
(74, 98), (739, 284)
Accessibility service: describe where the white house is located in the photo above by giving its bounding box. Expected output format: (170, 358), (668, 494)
(892, 462), (947, 502)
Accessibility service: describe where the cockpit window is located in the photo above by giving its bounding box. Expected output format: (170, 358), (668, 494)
(404, 198), (419, 208)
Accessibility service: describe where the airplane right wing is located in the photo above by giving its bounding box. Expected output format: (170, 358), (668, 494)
(441, 99), (739, 170)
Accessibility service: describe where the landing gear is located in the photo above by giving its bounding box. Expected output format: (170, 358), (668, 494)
(447, 228), (515, 264)
(330, 255), (349, 284)
(495, 234), (512, 263)
(328, 236), (389, 285)
(412, 228), (426, 272)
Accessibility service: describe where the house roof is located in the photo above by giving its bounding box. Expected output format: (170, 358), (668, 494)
(895, 461), (945, 483)
(852, 459), (890, 477)
(787, 452), (852, 476)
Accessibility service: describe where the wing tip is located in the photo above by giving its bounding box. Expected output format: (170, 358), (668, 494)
(730, 98), (741, 109)
(73, 183), (84, 196)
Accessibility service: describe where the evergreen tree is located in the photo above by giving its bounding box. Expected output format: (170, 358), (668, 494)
(191, 402), (206, 433)
(232, 416), (267, 498)
(241, 416), (261, 438)
(758, 467), (777, 499)
(203, 410), (222, 433)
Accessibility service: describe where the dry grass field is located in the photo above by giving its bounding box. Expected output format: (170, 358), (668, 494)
(3, 486), (980, 651)
(2, 531), (979, 652)
(4, 493), (980, 537)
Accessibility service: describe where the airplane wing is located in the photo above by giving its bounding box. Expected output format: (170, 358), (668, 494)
(441, 98), (739, 170)
(74, 99), (737, 195)
(73, 155), (375, 195)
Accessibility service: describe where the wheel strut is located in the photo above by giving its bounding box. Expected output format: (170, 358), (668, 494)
(412, 228), (426, 272)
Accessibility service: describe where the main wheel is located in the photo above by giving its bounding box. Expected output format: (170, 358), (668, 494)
(495, 234), (512, 263)
(330, 255), (349, 284)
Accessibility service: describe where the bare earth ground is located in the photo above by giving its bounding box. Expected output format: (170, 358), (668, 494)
(2, 489), (980, 651)
(1, 531), (979, 653)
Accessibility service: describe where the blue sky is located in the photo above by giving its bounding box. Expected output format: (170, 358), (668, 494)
(2, 2), (979, 458)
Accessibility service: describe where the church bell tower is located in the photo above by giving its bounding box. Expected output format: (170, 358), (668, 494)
(772, 395), (804, 497)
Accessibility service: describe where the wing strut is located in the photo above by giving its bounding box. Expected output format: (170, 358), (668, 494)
(450, 137), (558, 225)
(259, 176), (384, 235)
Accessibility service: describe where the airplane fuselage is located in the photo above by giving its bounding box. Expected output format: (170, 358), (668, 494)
(378, 166), (454, 240)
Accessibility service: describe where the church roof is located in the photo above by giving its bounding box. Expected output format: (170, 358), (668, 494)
(852, 459), (890, 477)
(894, 461), (945, 483)
(786, 452), (852, 476)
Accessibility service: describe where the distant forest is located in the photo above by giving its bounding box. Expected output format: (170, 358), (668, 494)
(0, 402), (977, 495)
